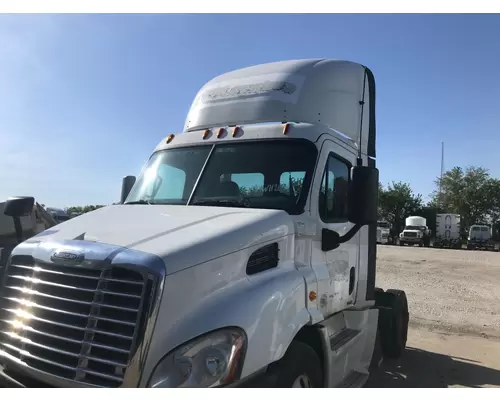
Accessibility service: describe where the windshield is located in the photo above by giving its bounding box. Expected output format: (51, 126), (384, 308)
(405, 225), (425, 231)
(125, 140), (318, 215)
(377, 222), (390, 229)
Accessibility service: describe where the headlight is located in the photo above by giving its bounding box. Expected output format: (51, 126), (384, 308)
(399, 233), (403, 238)
(148, 328), (246, 388)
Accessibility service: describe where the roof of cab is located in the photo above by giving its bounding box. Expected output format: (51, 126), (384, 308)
(183, 59), (376, 157)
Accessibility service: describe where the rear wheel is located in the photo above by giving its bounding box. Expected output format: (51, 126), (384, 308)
(267, 340), (323, 388)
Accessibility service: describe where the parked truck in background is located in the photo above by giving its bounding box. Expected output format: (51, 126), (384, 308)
(0, 59), (410, 388)
(376, 220), (391, 244)
(0, 200), (56, 269)
(433, 213), (461, 249)
(45, 207), (72, 224)
(399, 216), (431, 247)
(467, 224), (496, 251)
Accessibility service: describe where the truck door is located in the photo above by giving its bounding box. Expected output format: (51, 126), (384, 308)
(310, 139), (359, 319)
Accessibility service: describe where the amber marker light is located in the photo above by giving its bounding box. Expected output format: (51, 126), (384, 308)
(283, 123), (291, 135)
(166, 134), (175, 144)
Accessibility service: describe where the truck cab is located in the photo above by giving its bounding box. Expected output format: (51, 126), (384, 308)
(376, 221), (391, 244)
(399, 216), (430, 247)
(0, 59), (409, 388)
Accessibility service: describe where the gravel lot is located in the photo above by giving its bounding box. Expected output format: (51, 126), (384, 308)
(368, 245), (500, 388)
(376, 245), (500, 337)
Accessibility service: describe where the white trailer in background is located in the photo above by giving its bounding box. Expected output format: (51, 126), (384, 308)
(433, 213), (461, 249)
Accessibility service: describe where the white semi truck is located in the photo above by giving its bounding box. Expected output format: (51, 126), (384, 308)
(376, 221), (391, 244)
(0, 59), (409, 388)
(399, 216), (431, 247)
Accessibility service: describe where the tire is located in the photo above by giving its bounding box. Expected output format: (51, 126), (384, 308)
(419, 240), (423, 247)
(379, 289), (409, 359)
(399, 241), (404, 246)
(266, 340), (323, 388)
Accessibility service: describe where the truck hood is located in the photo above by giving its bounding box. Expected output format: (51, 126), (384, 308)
(27, 205), (294, 275)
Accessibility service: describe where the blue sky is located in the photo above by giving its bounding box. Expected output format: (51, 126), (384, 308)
(1, 13), (500, 208)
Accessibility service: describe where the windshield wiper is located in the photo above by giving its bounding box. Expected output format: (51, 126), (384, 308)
(124, 200), (152, 205)
(191, 199), (250, 208)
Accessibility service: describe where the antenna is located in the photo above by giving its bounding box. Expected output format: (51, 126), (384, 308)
(356, 71), (368, 167)
(439, 141), (444, 206)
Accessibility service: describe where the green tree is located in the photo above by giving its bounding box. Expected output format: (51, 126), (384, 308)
(431, 166), (493, 233)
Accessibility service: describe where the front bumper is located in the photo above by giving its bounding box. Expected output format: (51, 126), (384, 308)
(467, 240), (494, 249)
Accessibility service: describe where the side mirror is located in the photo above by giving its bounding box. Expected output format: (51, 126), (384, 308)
(121, 175), (136, 204)
(4, 196), (35, 244)
(347, 166), (379, 225)
(322, 228), (341, 252)
(4, 196), (35, 217)
(321, 165), (379, 252)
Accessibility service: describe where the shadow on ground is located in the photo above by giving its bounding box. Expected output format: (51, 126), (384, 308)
(366, 347), (500, 388)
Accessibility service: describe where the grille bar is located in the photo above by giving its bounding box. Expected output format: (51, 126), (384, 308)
(2, 342), (79, 372)
(0, 320), (130, 354)
(10, 264), (101, 281)
(5, 276), (143, 299)
(0, 255), (155, 387)
(4, 286), (140, 313)
(1, 300), (137, 327)
(1, 342), (125, 384)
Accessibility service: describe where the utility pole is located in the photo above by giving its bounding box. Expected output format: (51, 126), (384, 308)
(439, 141), (444, 207)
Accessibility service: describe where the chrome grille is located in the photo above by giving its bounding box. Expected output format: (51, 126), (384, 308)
(403, 232), (417, 238)
(0, 255), (154, 387)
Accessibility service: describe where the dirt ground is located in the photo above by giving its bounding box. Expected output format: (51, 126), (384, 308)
(366, 245), (500, 388)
